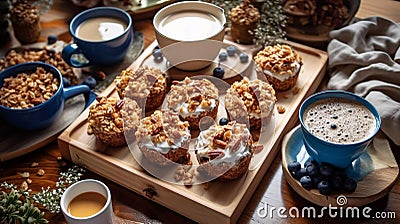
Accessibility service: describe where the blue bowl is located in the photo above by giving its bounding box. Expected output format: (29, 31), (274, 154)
(298, 90), (381, 168)
(0, 62), (90, 130)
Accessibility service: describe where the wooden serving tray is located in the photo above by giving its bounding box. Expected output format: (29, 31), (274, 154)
(58, 40), (328, 224)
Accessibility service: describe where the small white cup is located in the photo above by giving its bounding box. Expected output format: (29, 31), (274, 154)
(60, 179), (114, 224)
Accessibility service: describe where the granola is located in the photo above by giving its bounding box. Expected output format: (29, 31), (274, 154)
(0, 49), (78, 85)
(0, 67), (59, 109)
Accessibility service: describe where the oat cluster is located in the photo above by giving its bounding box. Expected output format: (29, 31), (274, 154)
(87, 97), (142, 146)
(115, 66), (166, 100)
(229, 0), (260, 25)
(225, 77), (276, 119)
(135, 110), (190, 146)
(0, 67), (59, 109)
(254, 44), (302, 76)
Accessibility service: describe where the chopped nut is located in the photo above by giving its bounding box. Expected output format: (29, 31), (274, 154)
(292, 86), (300, 95)
(26, 178), (32, 184)
(20, 181), (29, 191)
(277, 105), (286, 114)
(19, 172), (30, 178)
(31, 162), (39, 167)
(37, 169), (45, 176)
(283, 93), (290, 99)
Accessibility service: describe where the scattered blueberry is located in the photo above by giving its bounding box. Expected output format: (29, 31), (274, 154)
(300, 176), (313, 188)
(343, 177), (357, 193)
(317, 181), (331, 195)
(219, 117), (228, 126)
(293, 167), (307, 180)
(47, 35), (57, 45)
(82, 76), (96, 89)
(311, 174), (323, 187)
(319, 162), (333, 177)
(226, 46), (236, 56)
(239, 52), (249, 63)
(288, 161), (301, 173)
(306, 163), (319, 176)
(213, 67), (225, 79)
(62, 77), (71, 87)
(152, 48), (163, 61)
(219, 52), (228, 61)
(305, 160), (318, 168)
(331, 175), (343, 190)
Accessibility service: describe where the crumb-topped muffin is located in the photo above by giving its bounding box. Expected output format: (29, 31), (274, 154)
(115, 66), (167, 112)
(166, 77), (219, 130)
(135, 110), (191, 165)
(87, 97), (142, 147)
(225, 77), (276, 130)
(254, 44), (302, 91)
(195, 121), (254, 181)
(229, 0), (260, 44)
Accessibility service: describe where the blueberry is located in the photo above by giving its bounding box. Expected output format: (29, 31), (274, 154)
(300, 176), (313, 188)
(319, 162), (333, 177)
(239, 52), (249, 63)
(213, 67), (225, 79)
(311, 174), (323, 187)
(82, 76), (96, 89)
(305, 160), (318, 168)
(62, 77), (71, 87)
(287, 161), (301, 173)
(293, 168), (307, 180)
(331, 175), (343, 190)
(152, 48), (163, 61)
(306, 163), (319, 176)
(219, 52), (228, 61)
(343, 177), (357, 193)
(317, 181), (331, 195)
(226, 46), (236, 56)
(47, 35), (57, 45)
(219, 117), (228, 126)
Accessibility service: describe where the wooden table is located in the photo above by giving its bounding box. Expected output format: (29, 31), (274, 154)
(1, 0), (399, 223)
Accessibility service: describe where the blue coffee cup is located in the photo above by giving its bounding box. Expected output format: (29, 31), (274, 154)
(299, 90), (381, 168)
(0, 62), (91, 130)
(62, 7), (133, 68)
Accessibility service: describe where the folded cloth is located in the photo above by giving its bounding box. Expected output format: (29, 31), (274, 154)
(327, 17), (400, 145)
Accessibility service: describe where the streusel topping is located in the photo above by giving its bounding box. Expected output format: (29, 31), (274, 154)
(229, 0), (260, 25)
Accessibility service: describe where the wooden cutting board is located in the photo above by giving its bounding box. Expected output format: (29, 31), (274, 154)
(58, 39), (328, 224)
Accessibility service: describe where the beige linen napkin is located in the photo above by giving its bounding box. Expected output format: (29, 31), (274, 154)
(327, 17), (400, 145)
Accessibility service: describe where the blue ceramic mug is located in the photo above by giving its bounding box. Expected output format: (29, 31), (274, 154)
(0, 62), (91, 130)
(299, 90), (381, 168)
(62, 7), (133, 68)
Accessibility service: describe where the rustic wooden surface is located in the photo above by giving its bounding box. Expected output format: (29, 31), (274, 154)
(1, 0), (400, 223)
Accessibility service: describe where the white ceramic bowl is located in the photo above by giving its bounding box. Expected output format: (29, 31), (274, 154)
(153, 1), (226, 71)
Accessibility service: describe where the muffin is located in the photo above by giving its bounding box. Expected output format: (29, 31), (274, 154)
(228, 0), (260, 44)
(87, 96), (142, 147)
(195, 121), (254, 181)
(10, 1), (41, 44)
(165, 77), (219, 130)
(115, 66), (167, 112)
(135, 110), (191, 166)
(254, 44), (302, 91)
(225, 77), (276, 131)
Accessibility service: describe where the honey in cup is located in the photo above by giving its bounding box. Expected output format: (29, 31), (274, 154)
(68, 192), (106, 218)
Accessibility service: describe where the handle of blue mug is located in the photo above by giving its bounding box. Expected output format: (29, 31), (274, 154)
(62, 43), (91, 68)
(63, 84), (92, 109)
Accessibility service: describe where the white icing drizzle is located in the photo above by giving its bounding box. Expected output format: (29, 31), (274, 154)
(263, 61), (301, 81)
